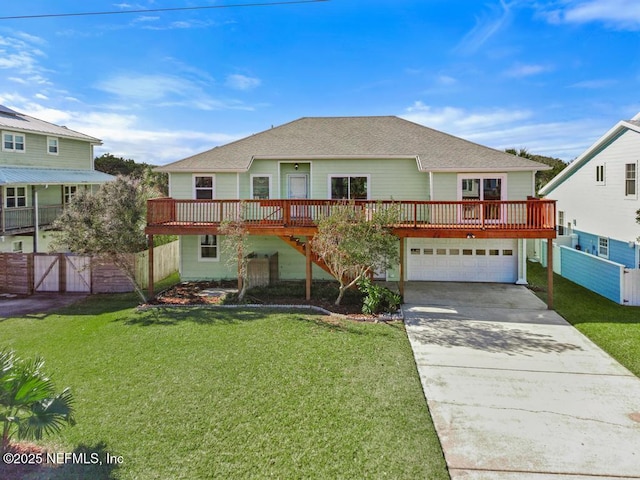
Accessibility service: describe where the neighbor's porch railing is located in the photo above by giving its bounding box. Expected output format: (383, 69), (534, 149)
(146, 198), (556, 232)
(0, 204), (64, 232)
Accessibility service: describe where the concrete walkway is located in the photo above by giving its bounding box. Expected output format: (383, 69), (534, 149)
(403, 282), (640, 479)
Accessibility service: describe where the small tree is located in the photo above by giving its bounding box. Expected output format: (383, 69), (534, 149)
(219, 202), (250, 301)
(312, 202), (401, 305)
(51, 176), (155, 302)
(0, 349), (75, 454)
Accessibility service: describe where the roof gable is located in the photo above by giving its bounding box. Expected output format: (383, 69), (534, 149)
(158, 116), (549, 173)
(0, 105), (101, 144)
(540, 116), (640, 195)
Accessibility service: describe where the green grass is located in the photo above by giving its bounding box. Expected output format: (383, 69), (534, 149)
(528, 261), (640, 376)
(0, 276), (448, 479)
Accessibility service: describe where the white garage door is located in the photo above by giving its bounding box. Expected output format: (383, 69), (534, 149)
(406, 238), (518, 283)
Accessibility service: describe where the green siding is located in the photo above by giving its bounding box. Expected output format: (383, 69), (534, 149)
(180, 235), (334, 281)
(170, 173), (238, 199)
(431, 173), (458, 200)
(217, 173), (238, 199)
(170, 158), (430, 201)
(36, 185), (62, 206)
(0, 133), (92, 169)
(309, 158), (428, 200)
(506, 171), (534, 200)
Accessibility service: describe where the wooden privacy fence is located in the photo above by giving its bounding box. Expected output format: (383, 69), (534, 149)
(0, 241), (178, 295)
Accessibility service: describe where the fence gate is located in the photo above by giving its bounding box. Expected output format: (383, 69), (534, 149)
(623, 269), (640, 306)
(66, 256), (91, 293)
(34, 255), (60, 292)
(34, 254), (92, 293)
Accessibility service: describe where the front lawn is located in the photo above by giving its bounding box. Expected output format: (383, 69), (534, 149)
(0, 285), (448, 479)
(528, 261), (640, 376)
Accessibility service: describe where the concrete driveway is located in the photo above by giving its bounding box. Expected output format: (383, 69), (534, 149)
(404, 282), (640, 479)
(0, 293), (87, 318)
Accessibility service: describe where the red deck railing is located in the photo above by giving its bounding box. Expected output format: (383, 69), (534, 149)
(146, 198), (556, 235)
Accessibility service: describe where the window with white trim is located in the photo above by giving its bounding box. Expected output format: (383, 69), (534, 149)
(6, 187), (26, 208)
(458, 174), (506, 221)
(47, 137), (59, 155)
(595, 165), (605, 185)
(251, 175), (271, 199)
(2, 131), (25, 152)
(625, 163), (636, 197)
(558, 211), (565, 235)
(64, 185), (78, 204)
(199, 235), (218, 261)
(598, 237), (609, 258)
(330, 175), (368, 199)
(194, 176), (214, 199)
(12, 241), (23, 253)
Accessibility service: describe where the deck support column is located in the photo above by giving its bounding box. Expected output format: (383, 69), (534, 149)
(148, 234), (154, 298)
(399, 237), (405, 298)
(547, 238), (554, 310)
(305, 238), (312, 301)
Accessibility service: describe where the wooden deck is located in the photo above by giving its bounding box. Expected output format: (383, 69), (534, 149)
(146, 198), (557, 239)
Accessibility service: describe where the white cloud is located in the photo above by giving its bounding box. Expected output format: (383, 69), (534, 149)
(4, 99), (243, 164)
(569, 79), (618, 89)
(401, 102), (608, 160)
(542, 0), (640, 30)
(437, 75), (458, 86)
(504, 63), (552, 78)
(455, 0), (514, 54)
(95, 73), (255, 111)
(225, 74), (262, 91)
(403, 102), (532, 130)
(0, 33), (51, 88)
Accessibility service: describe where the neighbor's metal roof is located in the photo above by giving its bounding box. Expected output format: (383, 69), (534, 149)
(157, 116), (550, 173)
(0, 166), (114, 185)
(0, 106), (101, 144)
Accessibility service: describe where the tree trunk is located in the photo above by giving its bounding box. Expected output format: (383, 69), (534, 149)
(335, 285), (346, 305)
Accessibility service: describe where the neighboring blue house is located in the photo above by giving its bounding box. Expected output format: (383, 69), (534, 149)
(539, 113), (640, 305)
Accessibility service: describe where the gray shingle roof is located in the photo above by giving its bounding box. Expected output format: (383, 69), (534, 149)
(158, 116), (549, 172)
(0, 106), (101, 143)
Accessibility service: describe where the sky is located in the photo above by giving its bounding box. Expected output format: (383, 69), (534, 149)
(1, 0), (640, 165)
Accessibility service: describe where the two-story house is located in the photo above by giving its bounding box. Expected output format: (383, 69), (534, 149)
(539, 113), (640, 304)
(145, 116), (556, 302)
(0, 105), (113, 253)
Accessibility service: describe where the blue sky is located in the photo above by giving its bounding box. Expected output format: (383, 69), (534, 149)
(1, 0), (640, 164)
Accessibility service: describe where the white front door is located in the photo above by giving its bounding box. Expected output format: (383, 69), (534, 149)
(288, 174), (308, 199)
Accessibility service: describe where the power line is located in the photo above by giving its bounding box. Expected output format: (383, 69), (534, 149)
(0, 0), (329, 21)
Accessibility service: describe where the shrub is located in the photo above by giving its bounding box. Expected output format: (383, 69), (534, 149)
(0, 349), (75, 453)
(357, 277), (402, 315)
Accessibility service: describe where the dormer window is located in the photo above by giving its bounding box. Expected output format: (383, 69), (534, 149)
(48, 137), (59, 155)
(2, 131), (25, 152)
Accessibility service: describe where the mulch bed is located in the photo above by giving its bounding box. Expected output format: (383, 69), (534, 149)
(149, 280), (237, 306)
(0, 443), (51, 479)
(148, 281), (373, 317)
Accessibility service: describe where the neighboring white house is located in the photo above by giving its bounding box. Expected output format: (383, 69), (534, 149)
(539, 112), (640, 305)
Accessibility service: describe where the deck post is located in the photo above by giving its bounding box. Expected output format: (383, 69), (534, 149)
(547, 238), (554, 310)
(399, 237), (405, 298)
(148, 234), (154, 298)
(305, 238), (312, 301)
